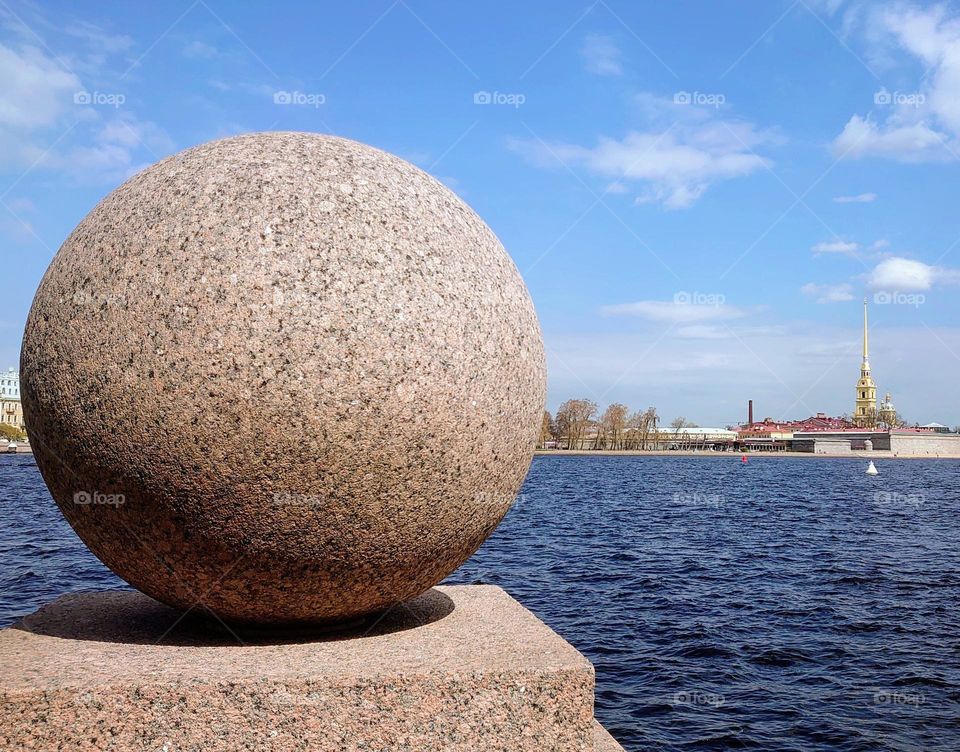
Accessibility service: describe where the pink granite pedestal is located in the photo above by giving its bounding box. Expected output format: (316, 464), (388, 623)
(0, 585), (624, 751)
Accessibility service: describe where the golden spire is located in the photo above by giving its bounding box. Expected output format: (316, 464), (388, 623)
(854, 297), (877, 426)
(862, 297), (869, 364)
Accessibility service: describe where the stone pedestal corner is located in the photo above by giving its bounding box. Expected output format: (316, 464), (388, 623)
(0, 585), (624, 751)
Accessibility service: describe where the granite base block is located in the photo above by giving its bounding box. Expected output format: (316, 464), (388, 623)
(0, 585), (625, 751)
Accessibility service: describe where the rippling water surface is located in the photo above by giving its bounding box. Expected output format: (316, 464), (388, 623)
(3, 454), (960, 750)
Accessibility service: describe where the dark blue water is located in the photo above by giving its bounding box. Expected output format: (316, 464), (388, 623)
(3, 454), (960, 751)
(0, 454), (126, 622)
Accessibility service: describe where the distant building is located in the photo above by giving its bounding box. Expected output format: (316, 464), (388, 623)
(734, 304), (956, 453)
(0, 368), (18, 399)
(664, 427), (738, 448)
(791, 427), (960, 456)
(1, 399), (23, 429)
(737, 413), (855, 451)
(878, 393), (897, 427)
(0, 368), (23, 430)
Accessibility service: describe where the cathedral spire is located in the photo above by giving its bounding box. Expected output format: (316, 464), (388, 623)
(855, 297), (877, 426)
(862, 297), (869, 365)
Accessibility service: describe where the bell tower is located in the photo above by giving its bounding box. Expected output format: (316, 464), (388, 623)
(854, 298), (877, 426)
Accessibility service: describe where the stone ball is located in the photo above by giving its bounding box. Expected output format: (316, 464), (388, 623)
(21, 132), (545, 625)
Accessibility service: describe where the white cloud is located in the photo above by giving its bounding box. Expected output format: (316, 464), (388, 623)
(45, 114), (174, 181)
(601, 299), (749, 323)
(831, 4), (960, 160)
(867, 256), (936, 290)
(833, 115), (950, 162)
(675, 325), (731, 339)
(580, 34), (622, 76)
(0, 32), (172, 182)
(63, 21), (133, 56)
(0, 41), (84, 171)
(508, 95), (773, 209)
(801, 282), (855, 303)
(0, 42), (79, 130)
(1, 8), (132, 76)
(96, 116), (173, 152)
(812, 239), (860, 255)
(884, 5), (960, 131)
(183, 41), (222, 60)
(833, 192), (877, 203)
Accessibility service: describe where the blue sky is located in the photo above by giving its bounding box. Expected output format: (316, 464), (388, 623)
(1, 0), (959, 427)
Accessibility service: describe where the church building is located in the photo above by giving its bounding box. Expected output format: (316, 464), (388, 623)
(854, 299), (877, 426)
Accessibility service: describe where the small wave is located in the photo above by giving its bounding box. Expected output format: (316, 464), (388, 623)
(676, 644), (739, 660)
(749, 648), (814, 667)
(890, 675), (952, 689)
(842, 621), (884, 633)
(681, 730), (767, 750)
(829, 575), (877, 586)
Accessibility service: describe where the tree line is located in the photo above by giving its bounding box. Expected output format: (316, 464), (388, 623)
(539, 399), (699, 450)
(0, 424), (26, 442)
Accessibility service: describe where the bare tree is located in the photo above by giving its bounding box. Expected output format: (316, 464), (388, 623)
(668, 416), (687, 450)
(538, 410), (555, 448)
(599, 403), (628, 450)
(643, 407), (659, 449)
(625, 410), (641, 450)
(556, 398), (597, 450)
(555, 406), (571, 449)
(854, 407), (879, 428)
(549, 400), (664, 450)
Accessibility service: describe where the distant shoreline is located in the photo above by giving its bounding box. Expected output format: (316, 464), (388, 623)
(534, 449), (960, 460)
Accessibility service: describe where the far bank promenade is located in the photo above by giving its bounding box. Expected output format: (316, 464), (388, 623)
(535, 447), (960, 459)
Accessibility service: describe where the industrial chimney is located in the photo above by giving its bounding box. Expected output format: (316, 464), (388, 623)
(748, 399), (754, 425)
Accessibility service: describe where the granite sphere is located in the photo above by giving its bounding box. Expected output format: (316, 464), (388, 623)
(21, 132), (546, 625)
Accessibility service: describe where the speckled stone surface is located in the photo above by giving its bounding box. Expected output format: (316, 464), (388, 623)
(0, 585), (625, 751)
(20, 132), (546, 624)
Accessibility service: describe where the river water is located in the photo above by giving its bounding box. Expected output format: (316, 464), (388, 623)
(3, 453), (959, 751)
